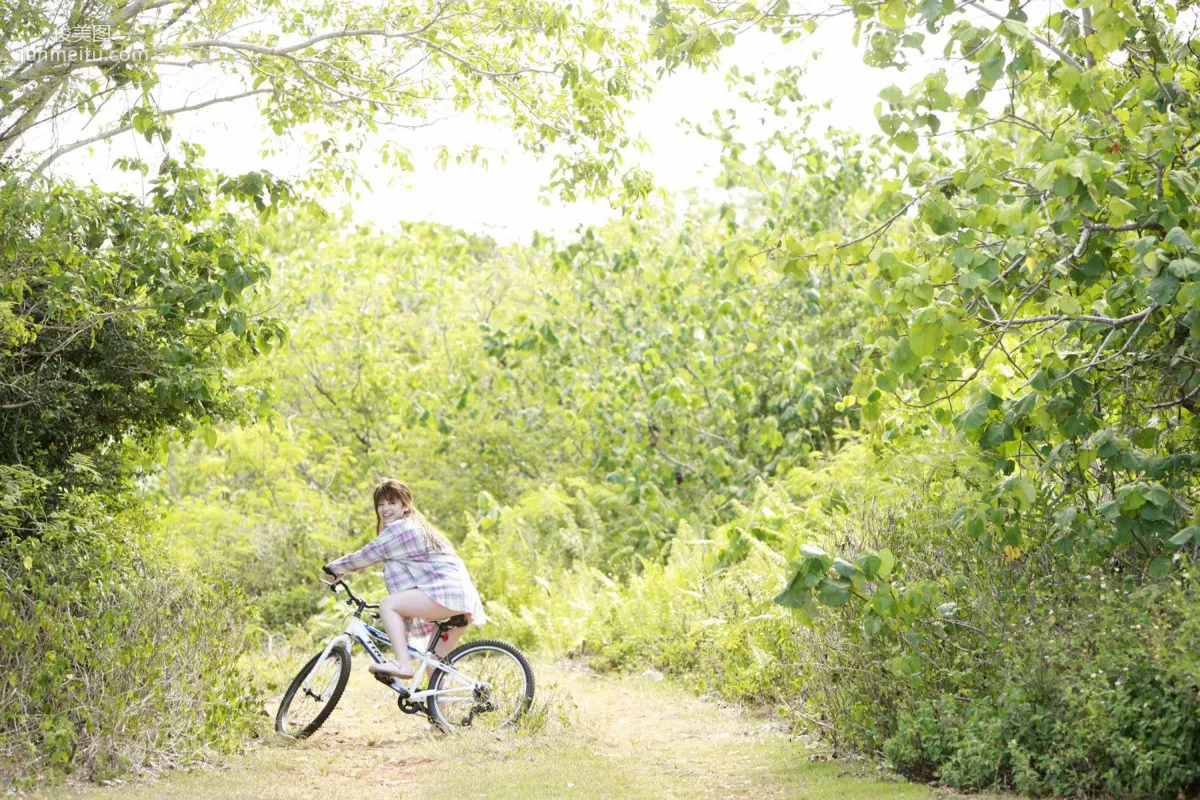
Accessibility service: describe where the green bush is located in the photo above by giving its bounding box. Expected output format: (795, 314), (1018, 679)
(0, 169), (283, 500)
(468, 437), (1200, 799)
(0, 168), (284, 787)
(884, 572), (1200, 798)
(0, 492), (260, 785)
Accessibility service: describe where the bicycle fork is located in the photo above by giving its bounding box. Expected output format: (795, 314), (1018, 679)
(300, 633), (353, 699)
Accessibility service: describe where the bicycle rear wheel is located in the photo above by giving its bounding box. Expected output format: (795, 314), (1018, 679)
(427, 639), (534, 731)
(275, 643), (351, 738)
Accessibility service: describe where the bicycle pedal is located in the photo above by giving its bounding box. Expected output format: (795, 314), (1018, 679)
(373, 672), (409, 696)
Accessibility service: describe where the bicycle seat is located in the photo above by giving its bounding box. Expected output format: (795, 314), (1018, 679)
(438, 614), (470, 629)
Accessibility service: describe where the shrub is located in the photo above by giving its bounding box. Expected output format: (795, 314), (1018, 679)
(884, 570), (1200, 798)
(469, 437), (1200, 799)
(0, 493), (260, 785)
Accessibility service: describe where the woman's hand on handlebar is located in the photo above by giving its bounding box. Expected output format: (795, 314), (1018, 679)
(321, 564), (342, 586)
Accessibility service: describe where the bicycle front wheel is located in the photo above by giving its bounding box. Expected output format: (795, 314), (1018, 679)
(427, 639), (534, 731)
(275, 643), (351, 738)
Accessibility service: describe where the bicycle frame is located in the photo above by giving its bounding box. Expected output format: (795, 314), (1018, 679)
(302, 613), (481, 706)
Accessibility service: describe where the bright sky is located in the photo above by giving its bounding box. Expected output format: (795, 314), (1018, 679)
(346, 18), (895, 243)
(45, 16), (915, 244)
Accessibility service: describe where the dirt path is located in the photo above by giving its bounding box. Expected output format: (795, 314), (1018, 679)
(40, 663), (936, 800)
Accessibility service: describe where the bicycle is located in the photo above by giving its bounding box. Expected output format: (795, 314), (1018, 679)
(274, 576), (534, 738)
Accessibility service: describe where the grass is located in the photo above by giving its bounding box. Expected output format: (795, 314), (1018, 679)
(33, 660), (967, 800)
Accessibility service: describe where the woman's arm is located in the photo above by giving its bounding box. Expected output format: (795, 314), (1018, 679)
(325, 529), (392, 576)
(324, 519), (425, 576)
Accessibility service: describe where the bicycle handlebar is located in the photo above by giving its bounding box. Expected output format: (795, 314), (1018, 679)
(325, 574), (379, 613)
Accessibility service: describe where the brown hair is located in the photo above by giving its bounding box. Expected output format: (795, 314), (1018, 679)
(373, 479), (453, 552)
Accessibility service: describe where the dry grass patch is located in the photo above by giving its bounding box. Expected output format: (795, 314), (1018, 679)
(31, 661), (971, 800)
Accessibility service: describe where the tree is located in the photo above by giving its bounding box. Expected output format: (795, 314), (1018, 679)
(2, 0), (651, 201)
(1, 0), (668, 515)
(648, 0), (1200, 574)
(0, 146), (289, 498)
(831, 0), (1200, 568)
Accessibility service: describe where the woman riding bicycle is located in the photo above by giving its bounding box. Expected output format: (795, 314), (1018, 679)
(323, 479), (487, 680)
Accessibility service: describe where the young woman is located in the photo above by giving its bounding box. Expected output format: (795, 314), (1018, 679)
(323, 479), (487, 679)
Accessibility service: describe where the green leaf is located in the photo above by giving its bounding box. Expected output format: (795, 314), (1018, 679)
(1054, 506), (1077, 527)
(955, 399), (989, 431)
(909, 323), (942, 357)
(833, 557), (858, 578)
(1057, 67), (1082, 89)
(1099, 499), (1122, 521)
(1003, 19), (1032, 39)
(816, 242), (836, 266)
(817, 577), (852, 607)
(1168, 170), (1198, 196)
(980, 422), (1014, 448)
(1008, 477), (1037, 509)
(1095, 21), (1126, 51)
(1148, 273), (1179, 305)
(855, 551), (883, 579)
(1169, 525), (1200, 546)
(935, 602), (958, 617)
(895, 130), (919, 153)
(799, 543), (828, 561)
(872, 589), (895, 614)
(1168, 258), (1200, 278)
(774, 571), (811, 608)
(1166, 227), (1193, 249)
(1120, 487), (1147, 512)
(1063, 413), (1092, 438)
(980, 54), (1005, 81)
(1005, 393), (1037, 422)
(880, 0), (907, 27)
(1143, 484), (1172, 508)
(1148, 557), (1172, 579)
(877, 548), (896, 578)
(891, 338), (920, 373)
(131, 110), (151, 135)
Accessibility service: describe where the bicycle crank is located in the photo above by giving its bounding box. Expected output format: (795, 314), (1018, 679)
(397, 696), (425, 715)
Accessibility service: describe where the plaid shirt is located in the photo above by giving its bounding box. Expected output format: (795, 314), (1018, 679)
(326, 517), (486, 638)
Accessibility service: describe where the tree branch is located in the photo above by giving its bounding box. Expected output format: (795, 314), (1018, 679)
(33, 88), (275, 173)
(962, 0), (1085, 72)
(180, 0), (459, 58)
(982, 307), (1156, 328)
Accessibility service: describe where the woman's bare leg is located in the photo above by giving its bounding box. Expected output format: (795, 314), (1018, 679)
(378, 590), (458, 674)
(435, 626), (466, 658)
(425, 625), (467, 680)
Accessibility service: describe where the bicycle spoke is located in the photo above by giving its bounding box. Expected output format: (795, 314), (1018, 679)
(434, 647), (530, 730)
